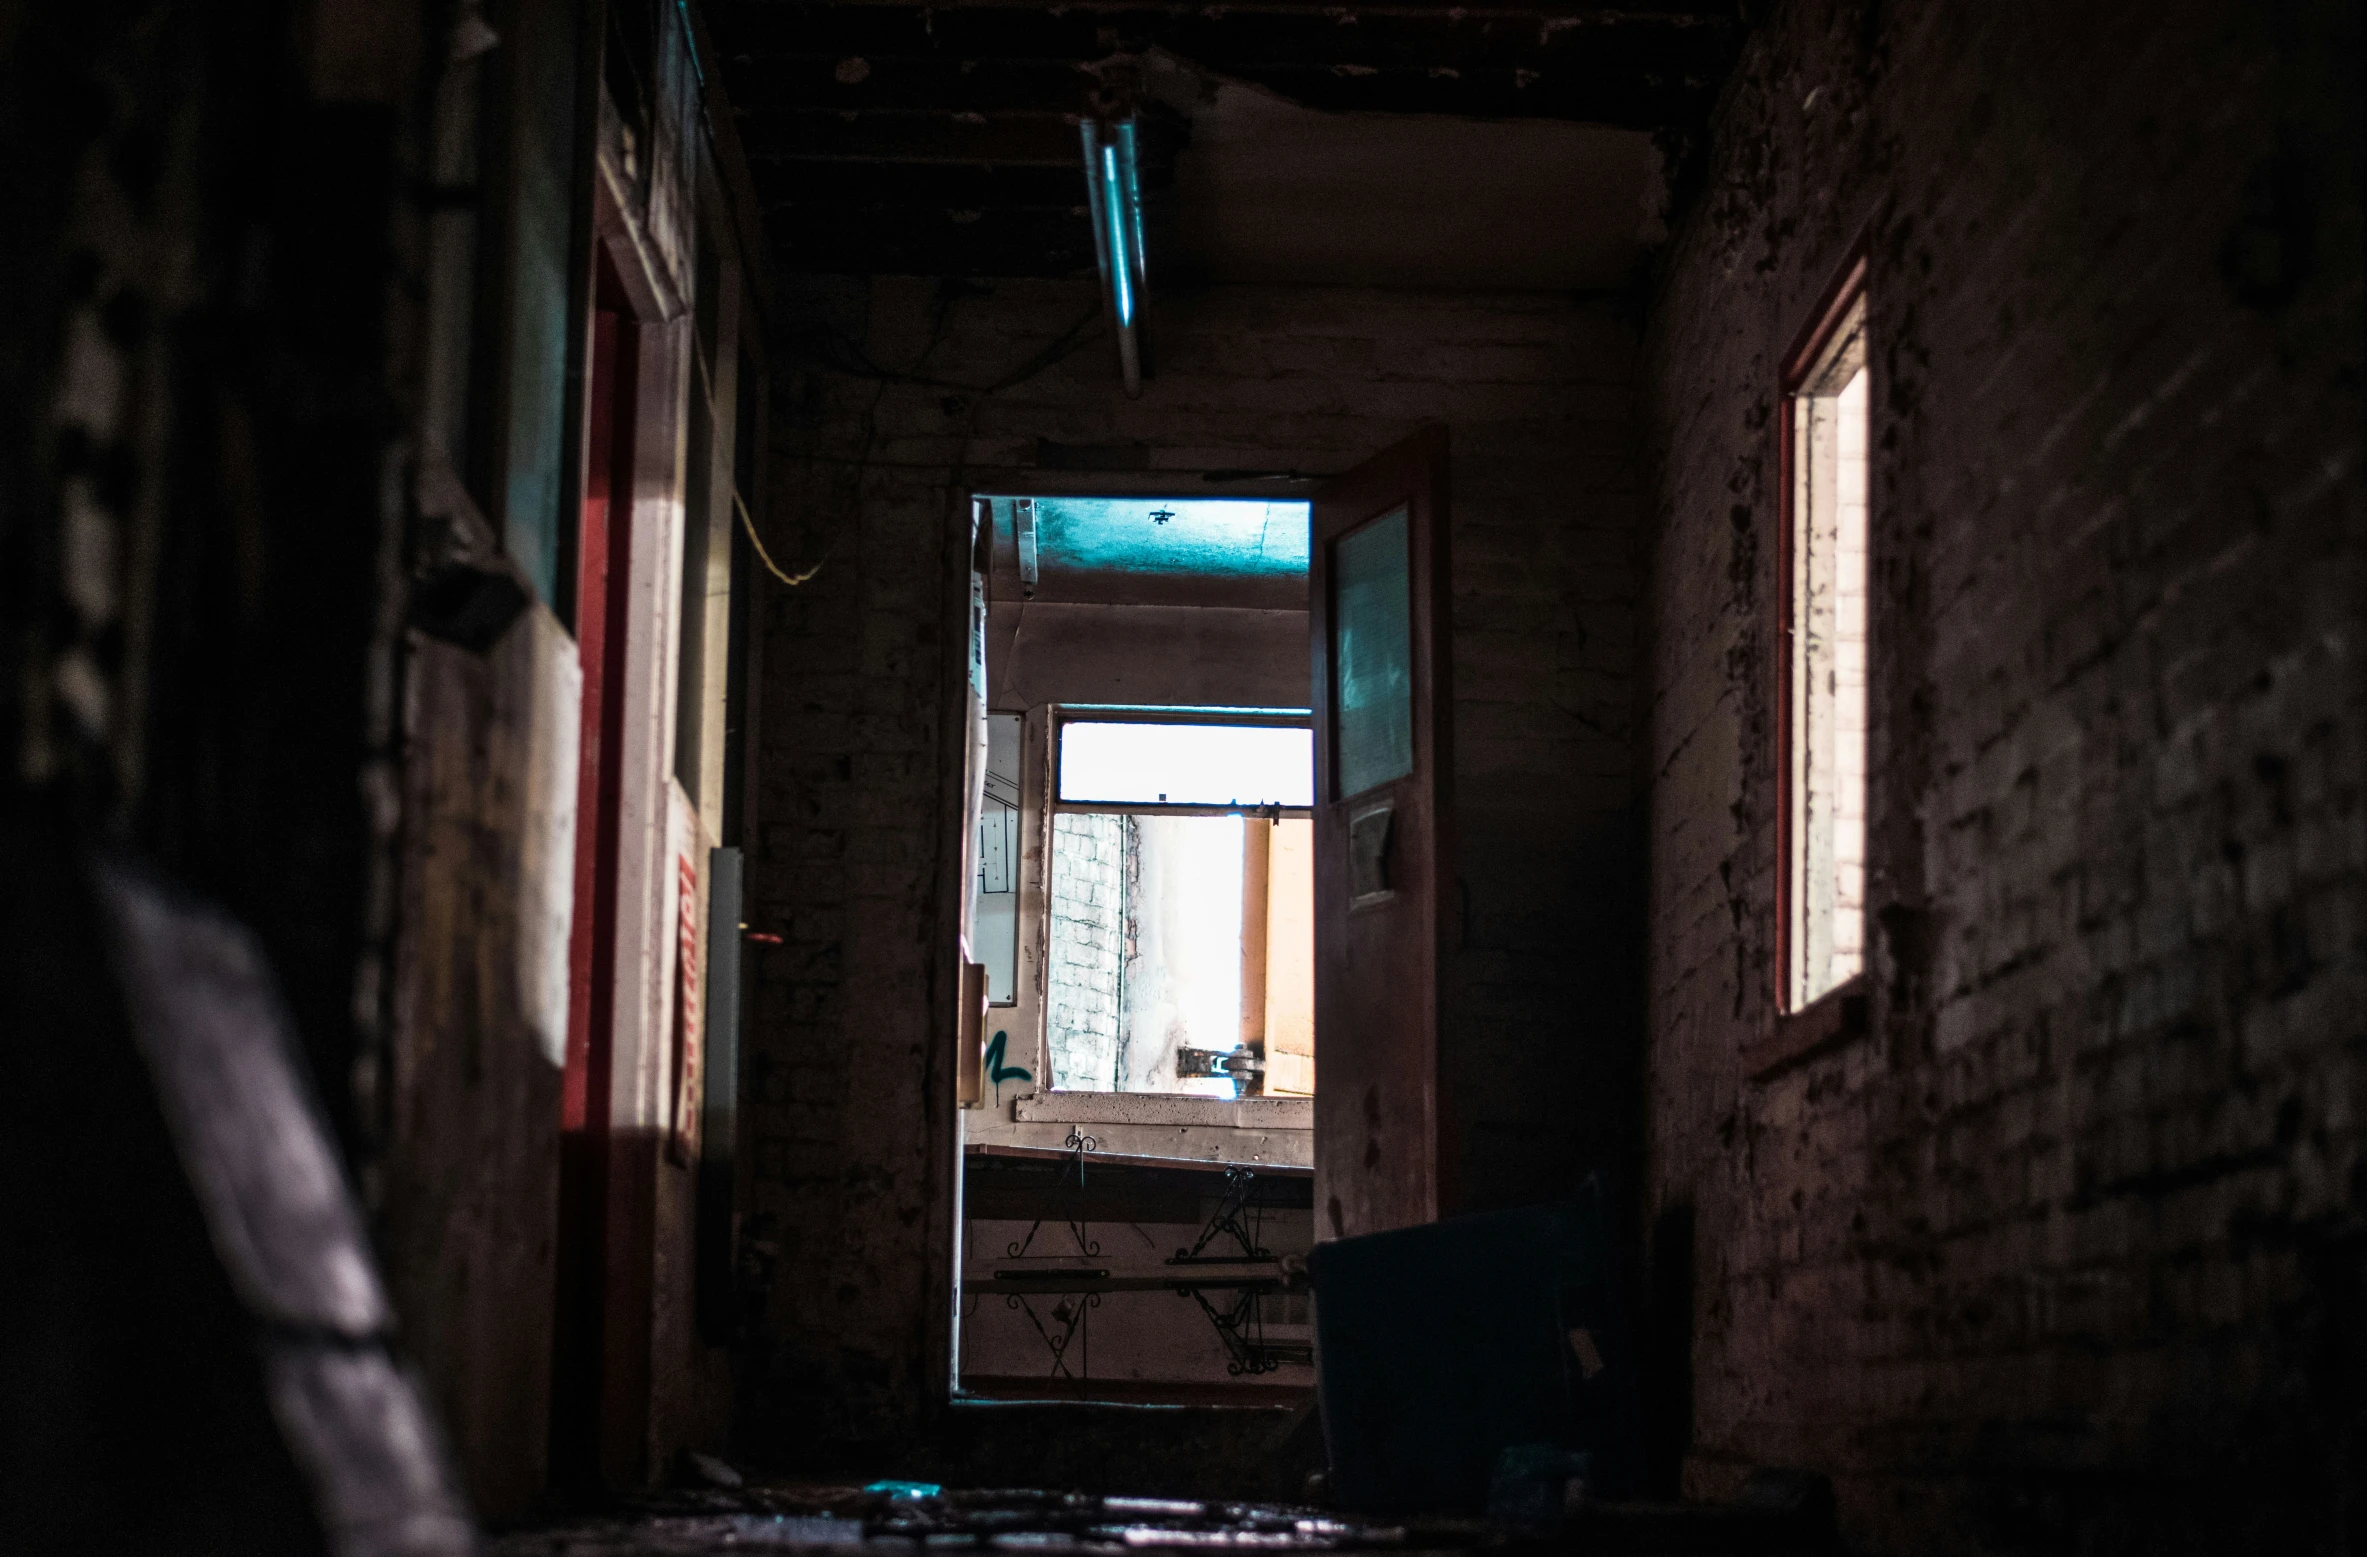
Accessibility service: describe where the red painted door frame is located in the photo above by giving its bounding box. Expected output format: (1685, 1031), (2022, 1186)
(552, 272), (639, 1492)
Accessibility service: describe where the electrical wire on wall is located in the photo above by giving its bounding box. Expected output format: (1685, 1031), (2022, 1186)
(792, 301), (1108, 400)
(736, 490), (819, 586)
(741, 290), (1109, 591)
(664, 0), (1111, 591)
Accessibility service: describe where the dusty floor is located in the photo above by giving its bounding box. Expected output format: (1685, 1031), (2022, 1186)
(486, 1482), (1832, 1556)
(489, 1485), (1417, 1556)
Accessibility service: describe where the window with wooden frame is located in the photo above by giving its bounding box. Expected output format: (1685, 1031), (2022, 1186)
(1042, 707), (1315, 1100)
(1779, 257), (1871, 1021)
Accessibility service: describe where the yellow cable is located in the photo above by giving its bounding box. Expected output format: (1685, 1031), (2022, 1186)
(736, 489), (821, 587)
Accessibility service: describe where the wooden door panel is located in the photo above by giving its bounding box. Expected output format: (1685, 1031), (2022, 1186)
(1310, 426), (1454, 1242)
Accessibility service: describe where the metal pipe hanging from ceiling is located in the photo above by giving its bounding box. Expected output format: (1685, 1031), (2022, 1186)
(1081, 117), (1149, 397)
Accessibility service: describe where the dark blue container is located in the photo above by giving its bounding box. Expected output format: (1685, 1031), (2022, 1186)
(1308, 1182), (1641, 1515)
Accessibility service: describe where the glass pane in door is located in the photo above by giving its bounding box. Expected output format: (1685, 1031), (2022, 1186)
(1332, 505), (1414, 798)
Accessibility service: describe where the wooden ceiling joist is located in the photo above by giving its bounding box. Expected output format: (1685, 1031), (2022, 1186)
(705, 0), (1745, 275)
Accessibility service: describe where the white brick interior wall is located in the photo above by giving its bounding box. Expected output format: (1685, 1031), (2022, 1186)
(1046, 812), (1126, 1090)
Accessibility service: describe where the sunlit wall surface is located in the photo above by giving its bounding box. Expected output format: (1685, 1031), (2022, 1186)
(1044, 813), (1317, 1098)
(1059, 720), (1313, 808)
(1043, 814), (1251, 1097)
(1120, 816), (1245, 1097)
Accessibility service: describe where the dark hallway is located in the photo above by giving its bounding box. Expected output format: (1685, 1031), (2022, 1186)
(1, 2), (2359, 1554)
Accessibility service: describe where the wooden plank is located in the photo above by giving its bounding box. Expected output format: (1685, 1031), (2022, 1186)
(1264, 819), (1315, 1097)
(974, 1274), (1290, 1294)
(959, 960), (988, 1105)
(1013, 1093), (1313, 1129)
(965, 1140), (1315, 1177)
(1240, 818), (1272, 1053)
(956, 1377), (1315, 1406)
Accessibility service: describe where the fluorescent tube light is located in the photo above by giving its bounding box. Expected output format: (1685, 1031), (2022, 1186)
(1081, 117), (1149, 397)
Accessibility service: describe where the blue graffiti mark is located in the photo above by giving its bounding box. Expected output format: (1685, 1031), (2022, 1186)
(985, 1030), (1032, 1088)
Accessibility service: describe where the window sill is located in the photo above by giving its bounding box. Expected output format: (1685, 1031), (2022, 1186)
(1746, 974), (1870, 1081)
(1012, 1092), (1313, 1131)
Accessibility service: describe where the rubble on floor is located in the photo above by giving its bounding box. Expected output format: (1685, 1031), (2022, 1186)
(491, 1484), (1399, 1556)
(487, 1480), (1838, 1556)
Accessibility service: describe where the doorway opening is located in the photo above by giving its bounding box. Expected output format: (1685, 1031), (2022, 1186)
(956, 492), (1319, 1403)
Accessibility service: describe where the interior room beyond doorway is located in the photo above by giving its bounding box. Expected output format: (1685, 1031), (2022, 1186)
(969, 492), (1320, 1148)
(959, 492), (1319, 1399)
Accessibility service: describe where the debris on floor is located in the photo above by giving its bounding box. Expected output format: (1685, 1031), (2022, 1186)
(487, 1478), (1839, 1556)
(488, 1484), (1417, 1556)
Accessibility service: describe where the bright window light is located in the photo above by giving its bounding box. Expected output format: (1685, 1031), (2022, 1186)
(1786, 289), (1869, 1011)
(1058, 720), (1313, 808)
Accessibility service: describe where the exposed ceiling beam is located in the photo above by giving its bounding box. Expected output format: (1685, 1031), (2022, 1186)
(720, 0), (1732, 18)
(715, 1), (1735, 125)
(705, 0), (1746, 275)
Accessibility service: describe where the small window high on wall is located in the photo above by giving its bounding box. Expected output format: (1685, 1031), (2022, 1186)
(1782, 263), (1870, 1014)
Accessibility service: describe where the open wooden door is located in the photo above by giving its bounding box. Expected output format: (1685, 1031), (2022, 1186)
(1310, 426), (1455, 1242)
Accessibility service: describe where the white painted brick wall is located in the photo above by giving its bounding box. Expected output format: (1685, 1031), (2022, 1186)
(1046, 812), (1126, 1091)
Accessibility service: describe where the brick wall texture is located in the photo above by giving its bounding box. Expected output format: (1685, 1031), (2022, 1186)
(746, 274), (1648, 1453)
(1641, 0), (2364, 1549)
(1047, 811), (1127, 1091)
